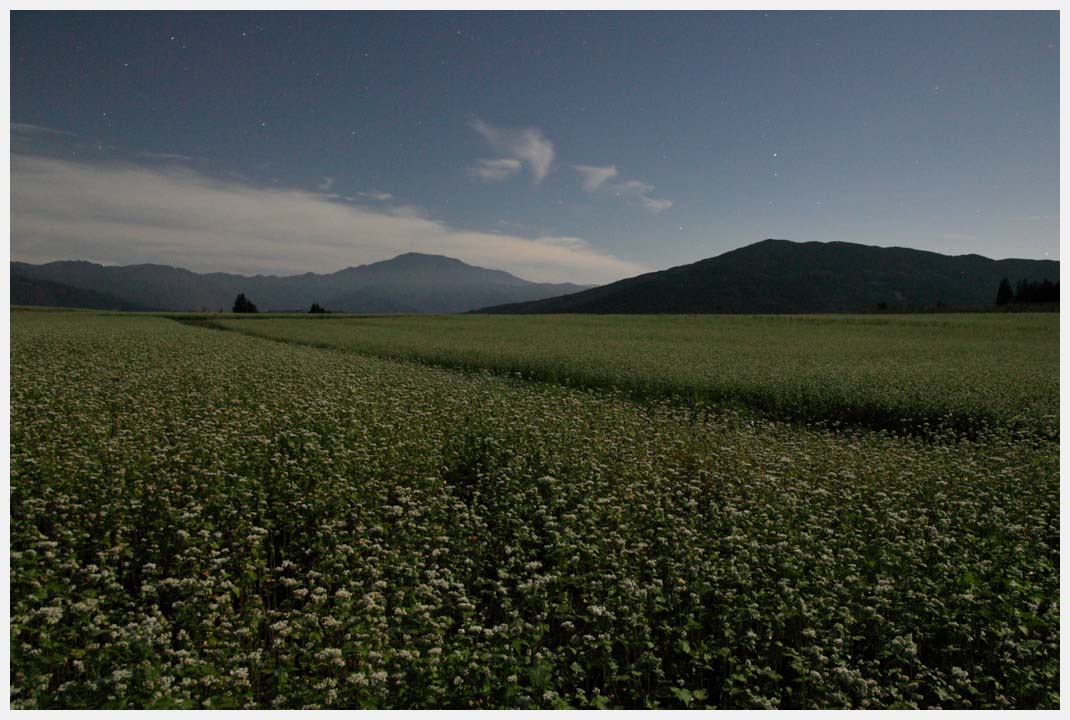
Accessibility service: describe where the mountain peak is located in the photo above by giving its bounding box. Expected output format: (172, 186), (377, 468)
(381, 252), (468, 266)
(12, 252), (594, 313)
(394, 251), (453, 260)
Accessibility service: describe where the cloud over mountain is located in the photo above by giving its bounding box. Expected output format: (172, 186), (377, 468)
(11, 153), (645, 285)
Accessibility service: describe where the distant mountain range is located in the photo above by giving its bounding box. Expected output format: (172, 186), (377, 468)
(12, 240), (1059, 316)
(10, 253), (592, 313)
(475, 239), (1059, 314)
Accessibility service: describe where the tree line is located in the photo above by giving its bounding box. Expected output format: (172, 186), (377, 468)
(231, 293), (329, 314)
(995, 278), (1058, 306)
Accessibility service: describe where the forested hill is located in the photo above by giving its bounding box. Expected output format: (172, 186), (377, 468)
(475, 239), (1059, 314)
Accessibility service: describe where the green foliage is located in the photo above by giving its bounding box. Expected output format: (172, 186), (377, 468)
(10, 311), (1059, 709)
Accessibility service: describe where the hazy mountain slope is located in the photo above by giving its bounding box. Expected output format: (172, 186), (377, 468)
(475, 239), (1060, 314)
(12, 261), (231, 311)
(11, 273), (155, 311)
(10, 253), (594, 313)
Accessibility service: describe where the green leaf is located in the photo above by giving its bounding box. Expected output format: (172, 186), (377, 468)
(671, 688), (693, 705)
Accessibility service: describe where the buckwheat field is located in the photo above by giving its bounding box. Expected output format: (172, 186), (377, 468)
(10, 310), (1059, 709)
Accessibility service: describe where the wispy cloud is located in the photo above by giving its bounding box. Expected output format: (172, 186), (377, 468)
(139, 151), (193, 162)
(466, 120), (671, 214)
(573, 164), (618, 193)
(612, 179), (673, 214)
(470, 157), (522, 182)
(572, 163), (672, 213)
(11, 122), (76, 137)
(357, 190), (394, 201)
(318, 176), (335, 192)
(469, 117), (555, 184)
(12, 153), (646, 285)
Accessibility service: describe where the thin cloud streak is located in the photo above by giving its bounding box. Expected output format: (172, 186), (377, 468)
(469, 117), (554, 183)
(11, 122), (76, 137)
(11, 153), (646, 285)
(139, 151), (194, 162)
(356, 190), (394, 201)
(470, 157), (522, 182)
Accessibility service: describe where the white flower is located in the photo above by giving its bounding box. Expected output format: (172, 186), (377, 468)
(38, 606), (63, 624)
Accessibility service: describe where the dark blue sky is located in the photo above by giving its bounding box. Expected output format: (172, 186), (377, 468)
(11, 11), (1059, 282)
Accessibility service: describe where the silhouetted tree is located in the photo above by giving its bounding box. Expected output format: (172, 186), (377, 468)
(995, 278), (1013, 306)
(309, 302), (327, 314)
(232, 293), (258, 313)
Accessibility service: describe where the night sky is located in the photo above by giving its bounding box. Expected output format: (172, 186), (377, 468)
(10, 11), (1060, 283)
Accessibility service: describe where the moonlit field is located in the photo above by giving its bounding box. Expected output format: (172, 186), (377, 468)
(10, 8), (1059, 712)
(10, 310), (1059, 709)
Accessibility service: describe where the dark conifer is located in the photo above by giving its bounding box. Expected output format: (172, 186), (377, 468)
(232, 293), (258, 313)
(995, 278), (1013, 306)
